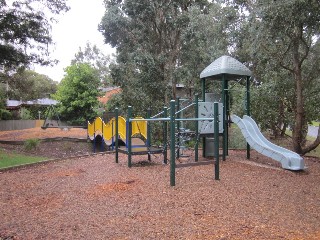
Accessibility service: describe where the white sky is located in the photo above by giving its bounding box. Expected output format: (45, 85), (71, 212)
(33, 0), (115, 82)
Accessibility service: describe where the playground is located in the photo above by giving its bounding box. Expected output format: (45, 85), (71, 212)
(1, 56), (319, 239)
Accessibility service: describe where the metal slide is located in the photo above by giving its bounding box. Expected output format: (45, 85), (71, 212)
(231, 115), (305, 170)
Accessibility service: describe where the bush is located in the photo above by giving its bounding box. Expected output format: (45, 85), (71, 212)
(228, 124), (247, 149)
(24, 139), (41, 151)
(0, 109), (12, 120)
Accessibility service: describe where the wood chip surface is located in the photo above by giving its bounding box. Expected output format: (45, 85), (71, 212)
(0, 128), (320, 239)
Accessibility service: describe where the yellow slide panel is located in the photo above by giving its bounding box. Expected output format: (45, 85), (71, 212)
(131, 117), (147, 139)
(87, 116), (147, 141)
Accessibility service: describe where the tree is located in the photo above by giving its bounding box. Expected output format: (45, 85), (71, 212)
(0, 0), (69, 72)
(7, 69), (57, 100)
(54, 63), (101, 125)
(71, 42), (112, 86)
(98, 0), (241, 115)
(0, 83), (12, 120)
(99, 0), (218, 114)
(228, 0), (320, 154)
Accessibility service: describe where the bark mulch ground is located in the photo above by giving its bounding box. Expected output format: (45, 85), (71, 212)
(0, 128), (320, 239)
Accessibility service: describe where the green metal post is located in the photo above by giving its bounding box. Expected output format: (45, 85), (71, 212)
(194, 94), (199, 162)
(127, 106), (132, 167)
(225, 80), (229, 156)
(93, 120), (96, 153)
(202, 78), (206, 157)
(170, 100), (176, 187)
(163, 107), (168, 164)
(101, 119), (104, 152)
(214, 102), (220, 180)
(176, 97), (180, 159)
(147, 109), (151, 161)
(115, 108), (119, 163)
(246, 76), (251, 159)
(222, 74), (227, 160)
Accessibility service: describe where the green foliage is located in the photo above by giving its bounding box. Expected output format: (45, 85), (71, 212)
(0, 109), (12, 120)
(6, 69), (58, 101)
(0, 83), (11, 119)
(71, 42), (111, 87)
(54, 63), (101, 125)
(0, 0), (69, 71)
(99, 0), (233, 113)
(228, 124), (247, 149)
(20, 108), (33, 120)
(228, 0), (320, 154)
(24, 139), (41, 151)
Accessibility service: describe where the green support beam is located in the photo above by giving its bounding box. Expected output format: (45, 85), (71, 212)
(163, 107), (168, 164)
(127, 106), (132, 167)
(214, 102), (220, 180)
(147, 109), (151, 162)
(176, 98), (180, 159)
(170, 100), (176, 187)
(194, 94), (199, 162)
(115, 108), (119, 163)
(246, 76), (251, 159)
(221, 74), (227, 160)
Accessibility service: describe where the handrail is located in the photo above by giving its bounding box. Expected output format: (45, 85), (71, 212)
(175, 102), (195, 115)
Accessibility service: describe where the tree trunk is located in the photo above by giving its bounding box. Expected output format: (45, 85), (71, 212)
(291, 28), (305, 154)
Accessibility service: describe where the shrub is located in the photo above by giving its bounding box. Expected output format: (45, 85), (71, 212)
(24, 139), (41, 151)
(228, 124), (247, 149)
(0, 109), (12, 120)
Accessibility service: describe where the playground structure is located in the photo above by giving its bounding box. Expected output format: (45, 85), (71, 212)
(88, 55), (305, 186)
(87, 116), (148, 151)
(199, 55), (305, 171)
(231, 115), (305, 170)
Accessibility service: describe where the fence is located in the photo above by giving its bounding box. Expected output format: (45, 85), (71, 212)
(0, 120), (45, 131)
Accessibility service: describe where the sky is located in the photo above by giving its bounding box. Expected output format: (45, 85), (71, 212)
(33, 0), (115, 82)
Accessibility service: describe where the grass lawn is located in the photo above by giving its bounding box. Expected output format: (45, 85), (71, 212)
(0, 151), (47, 169)
(311, 121), (320, 126)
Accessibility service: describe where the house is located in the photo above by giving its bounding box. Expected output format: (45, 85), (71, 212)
(6, 98), (57, 109)
(98, 87), (121, 105)
(6, 98), (57, 119)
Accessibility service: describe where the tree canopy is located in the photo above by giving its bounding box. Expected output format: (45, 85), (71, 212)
(99, 0), (237, 114)
(230, 0), (320, 154)
(54, 63), (101, 125)
(0, 0), (69, 72)
(100, 0), (320, 154)
(7, 69), (57, 101)
(71, 42), (111, 87)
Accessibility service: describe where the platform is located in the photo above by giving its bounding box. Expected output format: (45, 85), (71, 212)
(117, 146), (163, 155)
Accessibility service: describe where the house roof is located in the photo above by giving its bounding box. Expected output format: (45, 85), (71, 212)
(98, 87), (121, 105)
(6, 98), (57, 110)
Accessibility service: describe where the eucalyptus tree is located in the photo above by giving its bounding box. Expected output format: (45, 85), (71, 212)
(99, 0), (216, 113)
(227, 0), (320, 154)
(71, 42), (112, 87)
